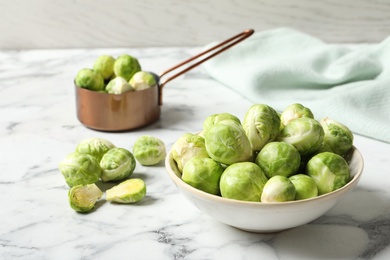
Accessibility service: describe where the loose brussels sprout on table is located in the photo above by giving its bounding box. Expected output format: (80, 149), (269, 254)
(132, 135), (166, 166)
(171, 133), (209, 173)
(75, 137), (115, 162)
(100, 148), (136, 182)
(220, 162), (268, 202)
(59, 152), (101, 187)
(106, 178), (147, 203)
(182, 157), (224, 195)
(242, 104), (281, 152)
(68, 183), (103, 213)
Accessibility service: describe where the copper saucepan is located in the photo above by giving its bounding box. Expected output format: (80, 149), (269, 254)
(75, 29), (254, 131)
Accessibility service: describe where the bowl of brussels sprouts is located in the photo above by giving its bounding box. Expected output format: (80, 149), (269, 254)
(165, 103), (364, 233)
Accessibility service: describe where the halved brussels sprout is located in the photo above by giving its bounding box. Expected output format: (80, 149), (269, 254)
(100, 148), (136, 182)
(132, 135), (166, 166)
(204, 120), (252, 165)
(75, 137), (115, 162)
(261, 175), (296, 202)
(106, 178), (147, 203)
(255, 142), (301, 178)
(182, 157), (224, 195)
(289, 174), (318, 200)
(242, 104), (281, 152)
(68, 183), (103, 213)
(105, 76), (134, 94)
(220, 162), (268, 202)
(93, 55), (115, 80)
(318, 117), (354, 156)
(306, 152), (350, 195)
(129, 71), (157, 91)
(75, 68), (105, 91)
(113, 54), (141, 81)
(280, 103), (314, 126)
(59, 152), (101, 187)
(277, 117), (324, 156)
(171, 133), (209, 173)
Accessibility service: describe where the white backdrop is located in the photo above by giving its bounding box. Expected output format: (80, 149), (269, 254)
(1, 0), (390, 49)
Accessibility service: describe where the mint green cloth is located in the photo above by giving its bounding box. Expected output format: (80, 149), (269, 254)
(203, 28), (390, 143)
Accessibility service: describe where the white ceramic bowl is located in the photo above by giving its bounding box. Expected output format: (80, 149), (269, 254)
(165, 146), (364, 233)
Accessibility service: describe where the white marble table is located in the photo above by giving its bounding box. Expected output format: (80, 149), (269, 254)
(1, 47), (390, 260)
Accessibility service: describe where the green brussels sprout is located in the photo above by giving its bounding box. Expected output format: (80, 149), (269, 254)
(113, 54), (141, 81)
(289, 174), (318, 200)
(261, 175), (296, 202)
(202, 113), (241, 134)
(100, 148), (136, 182)
(242, 104), (281, 152)
(306, 152), (350, 195)
(182, 157), (224, 195)
(129, 71), (157, 91)
(132, 135), (166, 166)
(105, 76), (134, 94)
(106, 178), (146, 203)
(93, 55), (115, 80)
(277, 117), (324, 156)
(204, 120), (252, 165)
(75, 137), (115, 162)
(220, 162), (268, 202)
(75, 68), (105, 91)
(318, 117), (354, 156)
(280, 103), (314, 126)
(172, 133), (209, 173)
(255, 142), (301, 178)
(58, 152), (101, 187)
(68, 183), (103, 213)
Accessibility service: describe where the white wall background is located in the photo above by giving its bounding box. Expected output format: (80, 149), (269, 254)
(1, 0), (390, 49)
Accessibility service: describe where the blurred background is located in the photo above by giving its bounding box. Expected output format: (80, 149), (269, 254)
(1, 0), (390, 49)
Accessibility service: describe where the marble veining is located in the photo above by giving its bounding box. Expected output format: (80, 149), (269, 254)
(1, 47), (390, 260)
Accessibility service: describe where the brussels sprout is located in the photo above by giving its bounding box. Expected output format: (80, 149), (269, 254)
(75, 68), (105, 91)
(172, 133), (209, 173)
(93, 55), (115, 80)
(306, 152), (350, 195)
(113, 54), (141, 81)
(182, 157), (224, 195)
(203, 113), (241, 134)
(58, 152), (101, 187)
(220, 162), (268, 202)
(75, 137), (115, 162)
(277, 117), (324, 156)
(68, 183), (103, 213)
(261, 176), (296, 202)
(242, 104), (281, 152)
(100, 148), (136, 182)
(105, 76), (134, 94)
(106, 178), (146, 203)
(129, 71), (157, 91)
(132, 135), (166, 166)
(289, 174), (318, 200)
(204, 120), (252, 165)
(280, 103), (314, 126)
(255, 142), (301, 178)
(318, 117), (354, 156)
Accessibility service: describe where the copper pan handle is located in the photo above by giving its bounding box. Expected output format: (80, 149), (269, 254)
(157, 28), (255, 105)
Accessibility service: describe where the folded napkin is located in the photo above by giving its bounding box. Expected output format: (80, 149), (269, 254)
(203, 28), (390, 143)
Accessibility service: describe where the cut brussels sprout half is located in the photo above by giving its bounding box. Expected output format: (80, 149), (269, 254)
(68, 183), (103, 213)
(106, 178), (147, 203)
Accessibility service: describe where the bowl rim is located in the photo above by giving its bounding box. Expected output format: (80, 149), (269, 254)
(165, 146), (364, 208)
